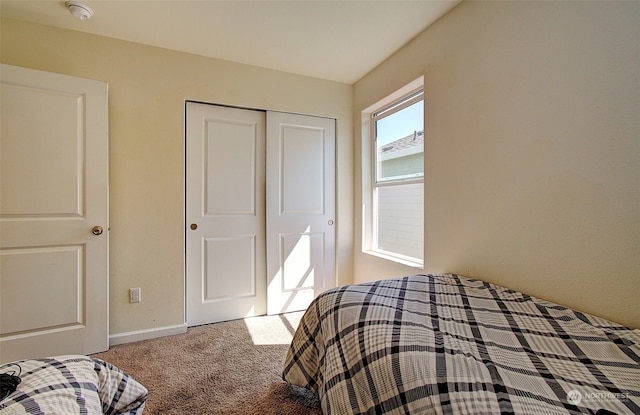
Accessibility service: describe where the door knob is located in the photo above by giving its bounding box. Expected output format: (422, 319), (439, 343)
(92, 226), (103, 235)
(190, 223), (198, 230)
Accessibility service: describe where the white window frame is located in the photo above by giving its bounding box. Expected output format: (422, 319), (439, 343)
(362, 77), (424, 268)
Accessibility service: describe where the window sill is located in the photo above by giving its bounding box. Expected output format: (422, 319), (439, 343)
(363, 250), (424, 269)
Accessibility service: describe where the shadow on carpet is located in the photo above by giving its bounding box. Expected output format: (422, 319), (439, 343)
(245, 382), (322, 415)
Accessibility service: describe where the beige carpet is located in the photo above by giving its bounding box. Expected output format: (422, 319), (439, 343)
(92, 312), (321, 415)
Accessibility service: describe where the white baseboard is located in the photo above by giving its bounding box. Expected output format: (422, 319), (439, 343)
(109, 323), (188, 346)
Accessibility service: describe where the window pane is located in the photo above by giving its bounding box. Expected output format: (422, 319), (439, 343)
(376, 182), (423, 261)
(376, 100), (423, 182)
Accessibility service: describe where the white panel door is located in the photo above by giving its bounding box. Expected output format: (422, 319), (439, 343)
(266, 112), (336, 314)
(186, 102), (266, 326)
(0, 64), (109, 363)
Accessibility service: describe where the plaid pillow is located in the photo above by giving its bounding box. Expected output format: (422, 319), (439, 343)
(0, 355), (147, 415)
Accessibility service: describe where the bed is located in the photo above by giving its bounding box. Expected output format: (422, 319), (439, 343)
(283, 274), (640, 414)
(0, 355), (148, 414)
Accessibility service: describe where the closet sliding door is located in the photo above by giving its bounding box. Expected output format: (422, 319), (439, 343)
(186, 103), (267, 326)
(266, 111), (336, 315)
(185, 102), (335, 326)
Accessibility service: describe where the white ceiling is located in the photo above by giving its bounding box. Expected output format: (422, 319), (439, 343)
(0, 0), (460, 84)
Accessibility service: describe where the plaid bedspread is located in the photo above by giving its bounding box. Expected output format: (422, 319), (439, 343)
(283, 274), (640, 414)
(0, 355), (148, 415)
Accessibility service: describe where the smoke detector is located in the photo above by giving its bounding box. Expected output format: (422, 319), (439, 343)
(65, 1), (93, 20)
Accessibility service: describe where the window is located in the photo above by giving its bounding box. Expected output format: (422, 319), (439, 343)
(364, 84), (424, 265)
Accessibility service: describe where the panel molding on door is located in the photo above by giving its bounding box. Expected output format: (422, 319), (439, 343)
(185, 102), (266, 326)
(266, 111), (336, 315)
(0, 64), (109, 363)
(203, 235), (257, 301)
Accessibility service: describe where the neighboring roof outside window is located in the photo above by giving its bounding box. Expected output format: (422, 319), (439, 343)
(379, 130), (424, 160)
(379, 130), (424, 181)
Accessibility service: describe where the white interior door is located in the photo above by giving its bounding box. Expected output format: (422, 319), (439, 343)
(186, 102), (266, 326)
(0, 64), (109, 363)
(266, 111), (336, 315)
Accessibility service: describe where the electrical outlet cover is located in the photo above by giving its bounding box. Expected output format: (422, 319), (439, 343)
(130, 288), (141, 303)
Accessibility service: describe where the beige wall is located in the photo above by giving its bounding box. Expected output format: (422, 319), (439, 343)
(1, 18), (354, 335)
(354, 1), (639, 328)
